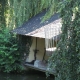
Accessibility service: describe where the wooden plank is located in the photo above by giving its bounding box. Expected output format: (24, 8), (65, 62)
(24, 63), (55, 75)
(24, 63), (47, 72)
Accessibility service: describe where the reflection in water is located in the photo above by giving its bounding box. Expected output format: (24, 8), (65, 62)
(0, 70), (54, 80)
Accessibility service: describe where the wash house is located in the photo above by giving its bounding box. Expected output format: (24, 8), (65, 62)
(12, 11), (61, 73)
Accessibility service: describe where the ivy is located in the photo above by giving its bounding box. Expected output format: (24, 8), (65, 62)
(47, 0), (80, 80)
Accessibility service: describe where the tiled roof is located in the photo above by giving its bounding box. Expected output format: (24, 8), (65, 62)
(12, 11), (61, 39)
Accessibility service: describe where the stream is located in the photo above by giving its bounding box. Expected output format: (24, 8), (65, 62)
(0, 70), (54, 80)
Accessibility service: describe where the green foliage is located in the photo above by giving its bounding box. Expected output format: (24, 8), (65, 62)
(42, 0), (60, 22)
(0, 0), (52, 74)
(47, 0), (80, 80)
(0, 28), (23, 73)
(18, 35), (32, 60)
(8, 0), (51, 28)
(0, 0), (52, 29)
(0, 0), (56, 29)
(0, 0), (7, 27)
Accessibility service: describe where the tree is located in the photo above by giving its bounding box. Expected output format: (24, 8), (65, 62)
(0, 0), (7, 27)
(8, 0), (52, 28)
(47, 0), (80, 80)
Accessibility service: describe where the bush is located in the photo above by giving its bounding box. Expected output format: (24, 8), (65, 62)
(0, 28), (23, 73)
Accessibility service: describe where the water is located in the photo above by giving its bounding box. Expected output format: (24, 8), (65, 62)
(0, 70), (54, 80)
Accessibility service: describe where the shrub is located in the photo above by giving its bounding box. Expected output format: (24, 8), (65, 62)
(0, 28), (23, 73)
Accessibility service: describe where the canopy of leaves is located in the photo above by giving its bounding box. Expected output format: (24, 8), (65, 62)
(7, 0), (53, 29)
(47, 0), (80, 80)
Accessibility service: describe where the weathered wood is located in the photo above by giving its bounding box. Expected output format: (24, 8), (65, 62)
(24, 63), (47, 72)
(24, 63), (55, 75)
